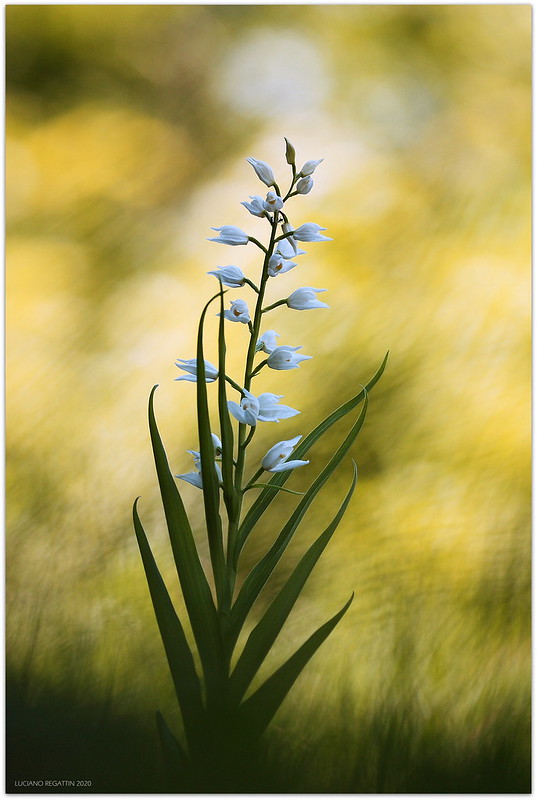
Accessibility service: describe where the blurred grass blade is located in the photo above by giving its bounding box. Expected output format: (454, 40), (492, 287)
(156, 710), (191, 790)
(236, 352), (388, 559)
(148, 386), (221, 691)
(132, 499), (204, 755)
(196, 292), (227, 608)
(229, 394), (368, 647)
(217, 286), (238, 528)
(238, 593), (354, 738)
(229, 463), (358, 704)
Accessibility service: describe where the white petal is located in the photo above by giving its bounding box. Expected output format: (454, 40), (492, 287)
(227, 401), (249, 424)
(177, 472), (203, 489)
(268, 459), (309, 473)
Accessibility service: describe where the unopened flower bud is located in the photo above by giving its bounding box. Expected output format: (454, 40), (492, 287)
(296, 176), (313, 195)
(299, 159), (323, 177)
(247, 157), (275, 187)
(284, 137), (296, 165)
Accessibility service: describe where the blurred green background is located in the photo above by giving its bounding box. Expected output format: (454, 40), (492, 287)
(6, 4), (531, 793)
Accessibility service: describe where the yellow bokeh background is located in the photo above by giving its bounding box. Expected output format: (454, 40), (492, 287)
(6, 5), (530, 792)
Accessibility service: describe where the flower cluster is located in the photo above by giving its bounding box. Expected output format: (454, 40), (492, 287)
(175, 140), (331, 487)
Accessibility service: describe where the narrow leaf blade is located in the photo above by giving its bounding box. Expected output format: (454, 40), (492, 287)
(133, 499), (204, 755)
(236, 352), (388, 557)
(238, 593), (354, 738)
(148, 386), (221, 689)
(247, 483), (306, 496)
(156, 710), (192, 790)
(217, 286), (239, 548)
(230, 463), (358, 703)
(229, 394), (368, 646)
(196, 292), (227, 607)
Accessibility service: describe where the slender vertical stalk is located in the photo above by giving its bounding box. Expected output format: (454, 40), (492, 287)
(224, 213), (280, 615)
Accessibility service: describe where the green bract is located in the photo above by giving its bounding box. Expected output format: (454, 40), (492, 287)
(133, 140), (388, 791)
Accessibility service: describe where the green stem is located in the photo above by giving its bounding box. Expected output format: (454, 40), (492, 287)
(261, 299), (287, 314)
(225, 374), (244, 394)
(244, 278), (260, 293)
(248, 236), (268, 253)
(249, 359), (268, 379)
(226, 213), (281, 597)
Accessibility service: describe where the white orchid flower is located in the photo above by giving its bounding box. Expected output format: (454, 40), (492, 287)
(208, 226), (249, 246)
(175, 358), (218, 382)
(275, 236), (306, 259)
(267, 253), (297, 278)
(241, 195), (266, 217)
(257, 393), (300, 422)
(247, 157), (275, 186)
(287, 287), (329, 311)
(299, 158), (323, 177)
(281, 221), (300, 255)
(207, 265), (246, 287)
(227, 390), (260, 426)
(228, 390), (299, 426)
(263, 191), (284, 213)
(296, 176), (313, 195)
(220, 298), (250, 324)
(261, 435), (309, 473)
(267, 345), (312, 370)
(292, 223), (332, 242)
(177, 434), (223, 489)
(256, 330), (280, 353)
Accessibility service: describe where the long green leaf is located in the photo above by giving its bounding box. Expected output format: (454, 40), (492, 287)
(229, 393), (368, 647)
(236, 351), (388, 559)
(132, 499), (204, 755)
(217, 286), (238, 539)
(148, 386), (221, 692)
(238, 593), (354, 738)
(156, 711), (191, 790)
(196, 292), (227, 608)
(229, 463), (358, 704)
